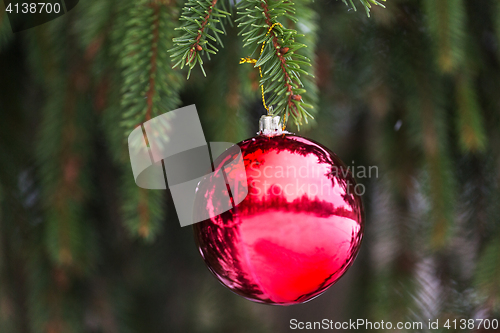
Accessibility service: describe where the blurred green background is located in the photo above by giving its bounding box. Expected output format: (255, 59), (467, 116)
(0, 0), (500, 332)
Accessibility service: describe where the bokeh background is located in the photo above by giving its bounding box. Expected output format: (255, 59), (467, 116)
(1, 0), (500, 332)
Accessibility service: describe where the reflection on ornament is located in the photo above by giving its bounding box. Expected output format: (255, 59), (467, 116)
(193, 133), (364, 305)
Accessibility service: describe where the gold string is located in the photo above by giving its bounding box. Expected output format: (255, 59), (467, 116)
(240, 22), (283, 115)
(282, 111), (287, 131)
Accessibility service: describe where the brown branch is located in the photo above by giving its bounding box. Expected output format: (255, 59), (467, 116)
(260, 0), (299, 116)
(187, 0), (218, 64)
(140, 3), (165, 239)
(146, 4), (161, 121)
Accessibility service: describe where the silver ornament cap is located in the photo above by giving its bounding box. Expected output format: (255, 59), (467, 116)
(259, 115), (288, 136)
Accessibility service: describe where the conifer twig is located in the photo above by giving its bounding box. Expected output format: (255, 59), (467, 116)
(170, 0), (231, 78)
(341, 0), (386, 17)
(259, 3), (298, 121)
(237, 0), (314, 128)
(146, 3), (161, 121)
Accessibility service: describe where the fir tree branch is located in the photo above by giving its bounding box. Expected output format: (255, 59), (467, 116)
(290, 0), (318, 130)
(474, 238), (500, 312)
(237, 0), (314, 128)
(455, 73), (486, 152)
(146, 3), (161, 121)
(170, 0), (231, 78)
(260, 3), (296, 118)
(341, 0), (386, 17)
(112, 0), (183, 240)
(423, 0), (465, 73)
(116, 0), (182, 133)
(30, 19), (96, 269)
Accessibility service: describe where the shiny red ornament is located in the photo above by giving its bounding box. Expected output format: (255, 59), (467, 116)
(193, 133), (364, 305)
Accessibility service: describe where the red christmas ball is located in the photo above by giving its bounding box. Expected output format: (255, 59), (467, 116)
(193, 133), (364, 305)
